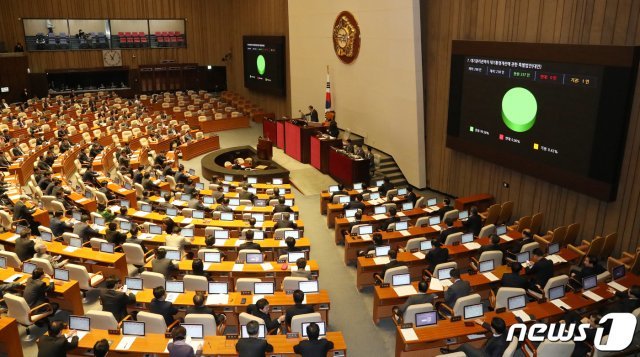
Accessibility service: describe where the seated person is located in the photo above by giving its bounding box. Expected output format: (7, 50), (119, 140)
(443, 268), (471, 309)
(344, 194), (365, 211)
(236, 320), (274, 356)
(478, 234), (502, 255)
(380, 206), (400, 231)
(380, 249), (404, 278)
(500, 262), (528, 289)
(34, 242), (67, 269)
(570, 255), (606, 284)
(508, 228), (535, 255)
(462, 206), (482, 236)
(363, 232), (386, 256)
(273, 197), (293, 213)
(294, 322), (334, 356)
(274, 212), (297, 229)
(151, 248), (179, 279)
(291, 258), (313, 280)
(330, 184), (348, 201)
(105, 222), (127, 246)
(396, 281), (436, 317)
(285, 289), (315, 326)
(248, 298), (285, 334)
(379, 177), (394, 197)
(99, 276), (136, 321)
(149, 285), (178, 325)
(238, 230), (261, 251)
(441, 317), (508, 356)
(425, 239), (449, 273)
(186, 292), (226, 325)
(36, 320), (79, 357)
(524, 248), (553, 293)
(438, 217), (458, 244)
(214, 198), (233, 212)
(435, 198), (454, 220)
(279, 236), (301, 256)
(166, 226), (193, 255)
(168, 325), (203, 357)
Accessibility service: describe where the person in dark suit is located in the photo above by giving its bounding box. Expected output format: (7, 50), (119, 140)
(525, 248), (554, 292)
(13, 199), (39, 235)
(379, 177), (395, 197)
(329, 184), (348, 202)
(274, 212), (297, 229)
(99, 276), (136, 321)
(238, 230), (262, 252)
(236, 320), (274, 356)
(188, 193), (208, 211)
(478, 234), (502, 255)
(508, 229), (535, 255)
(149, 286), (178, 325)
(15, 230), (36, 261)
(406, 186), (418, 206)
(285, 290), (315, 326)
(327, 119), (339, 137)
(239, 185), (256, 201)
(250, 298), (285, 333)
(93, 338), (110, 357)
(426, 239), (449, 273)
(441, 317), (509, 357)
(10, 141), (24, 157)
(82, 167), (100, 187)
(380, 206), (400, 231)
(273, 197), (293, 213)
(380, 249), (404, 278)
(37, 320), (79, 357)
(344, 194), (365, 211)
(443, 268), (471, 308)
(397, 281), (437, 316)
(279, 236), (302, 256)
(436, 198), (454, 220)
(168, 325), (203, 357)
(23, 267), (55, 309)
(214, 198), (233, 212)
(364, 232), (386, 255)
(500, 262), (528, 289)
(293, 322), (335, 357)
(105, 222), (127, 246)
(608, 285), (640, 314)
(73, 215), (101, 242)
(570, 255), (606, 283)
(50, 211), (72, 237)
(152, 248), (179, 279)
(186, 292), (227, 325)
(438, 218), (458, 244)
(301, 105), (319, 122)
(462, 206), (482, 237)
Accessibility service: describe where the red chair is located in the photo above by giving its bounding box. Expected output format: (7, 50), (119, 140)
(133, 37), (141, 47)
(140, 36), (148, 46)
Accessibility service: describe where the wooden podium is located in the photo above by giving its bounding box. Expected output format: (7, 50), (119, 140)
(257, 137), (273, 160)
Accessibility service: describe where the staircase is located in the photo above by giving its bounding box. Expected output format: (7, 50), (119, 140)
(371, 150), (408, 188)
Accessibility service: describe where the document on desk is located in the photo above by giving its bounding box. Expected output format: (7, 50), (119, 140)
(427, 206), (439, 212)
(255, 222), (263, 228)
(214, 239), (229, 247)
(6, 234), (19, 242)
(252, 295), (265, 304)
(396, 212), (406, 217)
(206, 294), (229, 305)
(551, 299), (571, 310)
(3, 273), (22, 283)
(463, 242), (481, 250)
(394, 285), (417, 297)
(546, 254), (567, 264)
(203, 263), (211, 270)
(499, 234), (512, 242)
(63, 246), (79, 253)
(373, 257), (390, 265)
(234, 239), (245, 247)
(440, 279), (453, 288)
(400, 328), (418, 341)
(232, 264), (244, 272)
(77, 198), (89, 203)
(413, 252), (425, 260)
(608, 281), (628, 292)
(372, 214), (388, 220)
(467, 334), (486, 340)
(115, 336), (137, 350)
(360, 234), (372, 241)
(429, 279), (444, 291)
(117, 188), (127, 193)
(430, 225), (442, 232)
(482, 272), (499, 282)
(181, 218), (193, 224)
(346, 217), (355, 223)
(260, 263), (273, 271)
(66, 330), (89, 342)
(243, 206), (253, 211)
(399, 230), (411, 237)
(512, 309), (531, 322)
(291, 265), (311, 272)
(166, 293), (179, 303)
(133, 211), (149, 217)
(279, 240), (287, 247)
(583, 290), (604, 302)
(172, 200), (185, 206)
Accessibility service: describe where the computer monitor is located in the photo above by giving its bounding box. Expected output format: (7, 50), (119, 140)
(392, 273), (411, 287)
(208, 282), (228, 294)
(100, 242), (115, 254)
(159, 176), (165, 181)
(182, 324), (204, 340)
(375, 179), (384, 187)
(397, 188), (408, 196)
(437, 267), (453, 280)
(84, 190), (92, 199)
(549, 285), (565, 300)
(204, 252), (221, 263)
(220, 212), (234, 221)
(248, 187), (257, 194)
(420, 240), (433, 251)
(463, 303), (484, 320)
(272, 178), (283, 185)
(345, 209), (357, 218)
(69, 315), (90, 331)
(254, 199), (266, 207)
(369, 192), (381, 200)
(195, 182), (205, 190)
(181, 228), (194, 237)
(459, 210), (469, 220)
(222, 185), (229, 193)
(120, 200), (130, 208)
(548, 243), (560, 255)
(94, 216), (105, 226)
(141, 204), (152, 213)
(69, 237), (82, 248)
(402, 202), (413, 211)
(241, 324), (266, 338)
(395, 221), (408, 231)
(165, 249), (181, 261)
(426, 198), (437, 206)
(288, 252), (306, 263)
(478, 260), (494, 273)
(338, 196), (350, 204)
(298, 280), (319, 294)
(285, 199), (294, 206)
(188, 169), (196, 176)
(23, 262), (36, 274)
(254, 282), (275, 295)
(72, 211), (82, 221)
(246, 253), (263, 264)
(125, 277), (143, 291)
(374, 206), (386, 214)
(284, 230), (300, 239)
(582, 275), (598, 291)
(165, 281), (184, 293)
(496, 225), (507, 236)
(516, 251), (530, 263)
(415, 311), (438, 327)
(203, 196), (214, 204)
(461, 233), (474, 244)
(507, 294), (527, 311)
(375, 245), (391, 257)
(149, 224), (162, 235)
(358, 225), (373, 235)
(40, 231), (52, 242)
(353, 182), (363, 190)
(328, 185), (339, 193)
(192, 210), (205, 219)
(182, 194), (192, 201)
(54, 268), (69, 281)
(0, 256), (6, 269)
(248, 177), (257, 184)
(122, 321), (145, 336)
(224, 175), (233, 182)
(302, 322), (326, 338)
(229, 198), (240, 206)
(252, 213), (264, 222)
(166, 208), (178, 217)
(613, 265), (626, 280)
(124, 183), (132, 190)
(428, 216), (440, 226)
(120, 221), (132, 232)
(214, 230), (229, 239)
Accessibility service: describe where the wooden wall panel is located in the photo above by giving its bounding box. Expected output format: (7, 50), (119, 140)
(423, 0), (640, 255)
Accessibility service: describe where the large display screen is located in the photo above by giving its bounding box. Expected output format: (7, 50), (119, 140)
(243, 36), (286, 96)
(447, 41), (639, 201)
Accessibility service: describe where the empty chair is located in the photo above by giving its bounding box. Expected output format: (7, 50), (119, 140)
(122, 243), (154, 268)
(522, 339), (575, 356)
(29, 257), (54, 275)
(375, 266), (409, 285)
(396, 303), (434, 326)
(429, 262), (458, 280)
(137, 311), (178, 334)
(491, 287), (526, 309)
(62, 232), (81, 245)
(568, 236), (605, 260)
(0, 251), (22, 268)
(185, 313), (223, 336)
(85, 311), (122, 330)
(66, 263), (104, 302)
(534, 225), (567, 250)
(478, 224), (496, 238)
(529, 212), (544, 235)
(184, 274), (208, 291)
(415, 216), (431, 227)
(405, 237), (427, 252)
(282, 277), (308, 291)
(90, 237), (109, 250)
(496, 201), (514, 225)
(444, 232), (463, 246)
(238, 249), (261, 262)
(274, 228), (294, 239)
(481, 204), (501, 226)
(442, 209), (459, 222)
(235, 278), (262, 292)
(509, 216), (532, 232)
(527, 275), (569, 300)
(290, 313), (322, 334)
(471, 250), (503, 271)
(5, 293), (54, 341)
(600, 232), (618, 260)
(439, 293), (482, 319)
(140, 271), (166, 290)
(561, 223), (581, 247)
(239, 311), (265, 327)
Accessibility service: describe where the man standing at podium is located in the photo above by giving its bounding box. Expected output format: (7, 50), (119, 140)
(300, 105), (319, 122)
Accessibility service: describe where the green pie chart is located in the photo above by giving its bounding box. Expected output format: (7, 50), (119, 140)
(501, 87), (537, 132)
(256, 55), (266, 75)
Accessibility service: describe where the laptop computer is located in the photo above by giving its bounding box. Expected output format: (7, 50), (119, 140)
(248, 177), (257, 184)
(302, 322), (326, 338)
(461, 233), (474, 244)
(182, 323), (204, 343)
(248, 187), (257, 194)
(285, 199), (294, 206)
(252, 213), (264, 222)
(214, 230), (229, 239)
(124, 183), (132, 190)
(23, 262), (36, 274)
(478, 260), (494, 273)
(203, 196), (214, 204)
(495, 225), (507, 236)
(548, 285), (565, 301)
(125, 277), (143, 292)
(437, 267), (453, 280)
(0, 256), (6, 269)
(119, 221), (132, 232)
(181, 228), (194, 237)
(428, 216), (440, 226)
(339, 196), (350, 204)
(149, 224), (162, 235)
(165, 249), (181, 261)
(420, 240), (433, 251)
(224, 175), (233, 182)
(415, 311), (438, 327)
(284, 230), (300, 239)
(246, 253), (263, 264)
(254, 282), (275, 295)
(72, 211), (82, 221)
(204, 252), (221, 263)
(369, 192), (381, 200)
(166, 208), (178, 217)
(100, 242), (115, 254)
(182, 194), (192, 201)
(426, 198), (437, 207)
(140, 204), (152, 213)
(93, 216), (106, 226)
(188, 169), (196, 176)
(358, 225), (373, 235)
(375, 245), (391, 257)
(373, 206), (386, 214)
(328, 185), (339, 193)
(272, 178), (283, 185)
(353, 182), (363, 190)
(375, 180), (384, 187)
(69, 315), (90, 332)
(402, 202), (413, 211)
(463, 303), (484, 320)
(40, 231), (53, 242)
(516, 251), (530, 263)
(69, 237), (83, 248)
(54, 268), (69, 282)
(195, 182), (205, 190)
(345, 209), (357, 218)
(220, 212), (234, 221)
(288, 252), (306, 263)
(459, 210), (469, 220)
(582, 275), (598, 291)
(548, 243), (560, 255)
(120, 200), (130, 208)
(122, 321), (145, 336)
(254, 199), (266, 207)
(165, 281), (185, 293)
(395, 221), (408, 231)
(392, 273), (411, 287)
(613, 265), (626, 280)
(298, 280), (319, 294)
(222, 185), (229, 193)
(208, 282), (228, 294)
(192, 210), (205, 219)
(507, 294), (527, 311)
(241, 324), (266, 338)
(229, 198), (240, 206)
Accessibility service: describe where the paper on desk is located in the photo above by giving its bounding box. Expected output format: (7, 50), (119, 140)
(243, 206), (252, 211)
(67, 330), (89, 342)
(234, 239), (245, 247)
(429, 279), (444, 291)
(397, 212), (406, 217)
(133, 211), (149, 217)
(260, 263), (273, 271)
(138, 233), (154, 240)
(214, 239), (228, 247)
(109, 206), (121, 213)
(3, 273), (22, 283)
(467, 334), (486, 340)
(117, 188), (127, 193)
(203, 263), (212, 270)
(372, 214), (387, 220)
(427, 205), (439, 212)
(583, 290), (604, 302)
(63, 246), (79, 253)
(361, 234), (372, 241)
(232, 264), (244, 272)
(608, 281), (627, 292)
(252, 295), (265, 304)
(413, 252), (425, 260)
(166, 293), (179, 303)
(394, 285), (418, 297)
(291, 265), (311, 272)
(181, 218), (193, 224)
(206, 294), (229, 305)
(6, 234), (19, 242)
(440, 279), (453, 288)
(400, 328), (418, 341)
(156, 197), (166, 203)
(77, 198), (89, 203)
(499, 234), (512, 242)
(172, 200), (185, 206)
(373, 257), (390, 265)
(547, 254), (567, 264)
(431, 225), (442, 232)
(346, 217), (355, 223)
(512, 309), (531, 322)
(463, 242), (481, 250)
(255, 221), (263, 228)
(399, 230), (411, 237)
(551, 299), (571, 310)
(482, 272), (500, 282)
(115, 336), (137, 350)
(279, 240), (287, 247)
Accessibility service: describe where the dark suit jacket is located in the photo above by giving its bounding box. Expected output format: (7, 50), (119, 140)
(436, 205), (454, 220)
(509, 237), (534, 255)
(438, 226), (459, 244)
(105, 229), (127, 246)
(273, 204), (293, 213)
(11, 147), (24, 157)
(426, 247), (449, 272)
(152, 258), (178, 278)
(574, 264), (606, 281)
(293, 339), (335, 357)
(525, 258), (554, 288)
(37, 334), (79, 357)
(252, 309), (281, 331)
(186, 305), (214, 315)
(13, 201), (34, 222)
(285, 303), (315, 326)
(444, 279), (471, 308)
(274, 221), (297, 230)
(50, 217), (69, 237)
(478, 243), (502, 256)
(73, 223), (101, 241)
(235, 337), (274, 357)
(480, 322), (509, 357)
(344, 201), (365, 211)
(100, 288), (136, 321)
(381, 259), (404, 278)
(501, 272), (528, 290)
(23, 278), (54, 307)
(149, 298), (178, 325)
(238, 242), (262, 252)
(399, 293), (436, 315)
(463, 214), (483, 236)
(379, 183), (394, 197)
(15, 236), (36, 261)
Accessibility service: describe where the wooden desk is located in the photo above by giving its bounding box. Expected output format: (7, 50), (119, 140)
(454, 193), (495, 213)
(200, 116), (250, 133)
(310, 135), (342, 173)
(326, 195), (410, 229)
(0, 317), (23, 357)
(9, 145), (48, 185)
(180, 135), (220, 160)
(328, 148), (370, 186)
